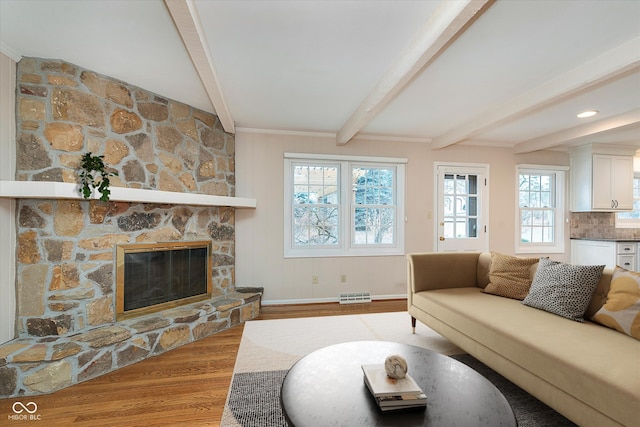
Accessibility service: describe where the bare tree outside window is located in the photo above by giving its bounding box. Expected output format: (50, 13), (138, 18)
(285, 155), (405, 257)
(293, 164), (339, 246)
(352, 167), (395, 244)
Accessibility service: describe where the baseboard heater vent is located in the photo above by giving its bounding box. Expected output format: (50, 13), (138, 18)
(339, 292), (372, 304)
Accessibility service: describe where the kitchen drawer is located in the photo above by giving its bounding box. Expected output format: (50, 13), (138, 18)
(617, 243), (636, 254)
(617, 254), (636, 271)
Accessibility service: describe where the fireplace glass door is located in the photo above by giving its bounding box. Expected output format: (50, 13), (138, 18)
(116, 241), (212, 320)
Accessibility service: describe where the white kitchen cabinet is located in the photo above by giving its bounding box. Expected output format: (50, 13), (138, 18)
(616, 242), (636, 271)
(571, 240), (638, 271)
(571, 240), (616, 269)
(570, 144), (635, 212)
(592, 155), (634, 210)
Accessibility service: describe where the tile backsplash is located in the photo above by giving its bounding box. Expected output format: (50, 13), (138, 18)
(570, 212), (639, 239)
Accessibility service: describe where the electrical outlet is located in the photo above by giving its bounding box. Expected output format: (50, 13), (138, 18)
(312, 275), (318, 284)
(340, 274), (347, 283)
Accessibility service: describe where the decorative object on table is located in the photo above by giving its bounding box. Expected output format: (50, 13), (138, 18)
(384, 354), (408, 379)
(361, 363), (426, 412)
(78, 152), (118, 202)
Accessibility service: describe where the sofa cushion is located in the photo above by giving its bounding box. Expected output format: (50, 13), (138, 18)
(522, 258), (604, 322)
(592, 266), (640, 340)
(585, 268), (614, 319)
(477, 252), (492, 288)
(482, 252), (539, 300)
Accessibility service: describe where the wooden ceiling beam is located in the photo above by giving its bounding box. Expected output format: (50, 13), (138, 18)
(335, 0), (491, 146)
(513, 108), (640, 154)
(431, 36), (640, 150)
(165, 0), (235, 133)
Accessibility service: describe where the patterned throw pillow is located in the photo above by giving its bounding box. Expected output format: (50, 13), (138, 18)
(482, 252), (539, 300)
(592, 266), (640, 340)
(522, 258), (605, 322)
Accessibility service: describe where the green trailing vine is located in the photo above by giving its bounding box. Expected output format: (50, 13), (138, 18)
(79, 152), (118, 202)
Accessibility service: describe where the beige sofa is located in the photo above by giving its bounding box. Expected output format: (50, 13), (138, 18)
(407, 252), (640, 427)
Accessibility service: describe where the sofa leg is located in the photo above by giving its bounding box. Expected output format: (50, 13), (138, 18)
(411, 316), (416, 334)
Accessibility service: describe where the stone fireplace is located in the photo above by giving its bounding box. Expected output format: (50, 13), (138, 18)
(0, 58), (261, 398)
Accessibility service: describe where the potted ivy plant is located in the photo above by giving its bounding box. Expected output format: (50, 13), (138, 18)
(78, 152), (118, 202)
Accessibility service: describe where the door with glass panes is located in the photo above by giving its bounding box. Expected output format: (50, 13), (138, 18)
(436, 165), (488, 252)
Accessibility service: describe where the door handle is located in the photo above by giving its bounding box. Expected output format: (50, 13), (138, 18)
(439, 236), (445, 241)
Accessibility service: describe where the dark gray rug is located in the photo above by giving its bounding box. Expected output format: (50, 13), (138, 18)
(226, 370), (289, 427)
(225, 355), (577, 426)
(450, 355), (576, 427)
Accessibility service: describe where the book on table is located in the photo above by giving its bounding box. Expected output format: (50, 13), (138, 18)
(361, 364), (427, 411)
(374, 393), (428, 409)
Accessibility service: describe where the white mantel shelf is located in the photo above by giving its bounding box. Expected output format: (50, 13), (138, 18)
(0, 181), (256, 208)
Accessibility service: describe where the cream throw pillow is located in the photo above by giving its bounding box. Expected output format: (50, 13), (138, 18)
(482, 252), (539, 300)
(592, 266), (640, 340)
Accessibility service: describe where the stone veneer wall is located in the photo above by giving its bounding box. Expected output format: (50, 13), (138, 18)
(0, 58), (261, 398)
(570, 212), (640, 240)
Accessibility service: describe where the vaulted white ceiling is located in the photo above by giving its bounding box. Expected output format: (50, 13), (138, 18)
(1, 0), (639, 153)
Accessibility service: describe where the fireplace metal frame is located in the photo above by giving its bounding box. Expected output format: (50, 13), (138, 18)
(115, 240), (213, 321)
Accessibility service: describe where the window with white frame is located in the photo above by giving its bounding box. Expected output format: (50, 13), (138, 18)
(284, 153), (405, 257)
(616, 174), (640, 228)
(516, 165), (566, 253)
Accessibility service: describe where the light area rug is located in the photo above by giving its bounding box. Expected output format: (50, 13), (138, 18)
(220, 311), (575, 427)
(221, 311), (461, 426)
(229, 311), (462, 375)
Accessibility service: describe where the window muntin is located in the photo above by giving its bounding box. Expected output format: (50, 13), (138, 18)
(519, 172), (555, 244)
(292, 164), (340, 246)
(516, 166), (565, 254)
(352, 166), (395, 246)
(285, 155), (405, 257)
(443, 173), (478, 239)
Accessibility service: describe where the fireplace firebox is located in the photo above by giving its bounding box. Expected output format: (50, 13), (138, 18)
(116, 241), (212, 320)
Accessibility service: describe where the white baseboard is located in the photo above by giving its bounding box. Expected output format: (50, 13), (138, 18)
(261, 293), (407, 306)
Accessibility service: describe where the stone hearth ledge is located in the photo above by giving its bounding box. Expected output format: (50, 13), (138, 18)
(0, 288), (262, 398)
(0, 181), (256, 208)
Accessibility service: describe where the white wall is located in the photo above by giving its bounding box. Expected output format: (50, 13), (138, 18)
(235, 130), (570, 304)
(0, 52), (17, 343)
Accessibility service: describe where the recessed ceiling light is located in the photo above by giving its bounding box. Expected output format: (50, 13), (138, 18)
(577, 110), (598, 118)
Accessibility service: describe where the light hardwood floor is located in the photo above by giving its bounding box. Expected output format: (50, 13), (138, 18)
(0, 299), (407, 426)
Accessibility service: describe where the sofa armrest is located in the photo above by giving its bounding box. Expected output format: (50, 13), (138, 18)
(407, 252), (482, 294)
